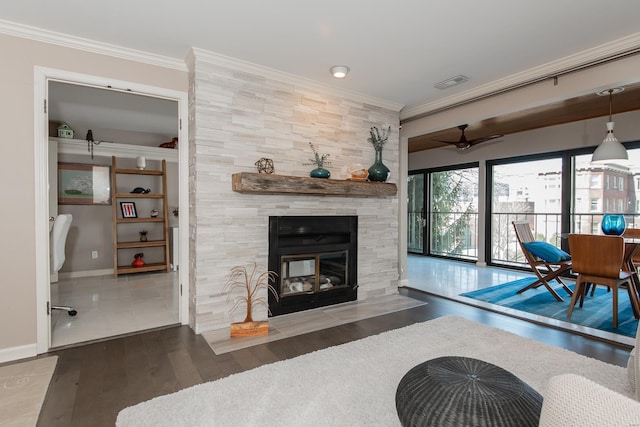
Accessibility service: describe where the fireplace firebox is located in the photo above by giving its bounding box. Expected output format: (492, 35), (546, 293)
(268, 216), (358, 316)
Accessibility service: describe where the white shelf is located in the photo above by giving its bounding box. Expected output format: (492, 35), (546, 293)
(52, 137), (178, 162)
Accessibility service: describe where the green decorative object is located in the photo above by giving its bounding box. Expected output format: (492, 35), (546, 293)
(304, 142), (331, 179)
(368, 150), (390, 182)
(367, 125), (391, 182)
(310, 167), (331, 178)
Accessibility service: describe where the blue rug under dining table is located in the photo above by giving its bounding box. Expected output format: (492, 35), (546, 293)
(460, 277), (639, 338)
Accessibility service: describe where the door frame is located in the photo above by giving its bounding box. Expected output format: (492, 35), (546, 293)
(34, 67), (190, 353)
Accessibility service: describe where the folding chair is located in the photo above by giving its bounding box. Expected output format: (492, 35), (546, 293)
(512, 221), (573, 302)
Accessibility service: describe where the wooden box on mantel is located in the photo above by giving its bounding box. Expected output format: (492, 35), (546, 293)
(230, 321), (269, 337)
(231, 172), (397, 197)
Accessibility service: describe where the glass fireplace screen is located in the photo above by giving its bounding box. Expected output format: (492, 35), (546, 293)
(280, 250), (348, 296)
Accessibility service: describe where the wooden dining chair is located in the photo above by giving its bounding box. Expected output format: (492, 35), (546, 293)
(567, 234), (640, 328)
(512, 221), (573, 302)
(623, 227), (640, 271)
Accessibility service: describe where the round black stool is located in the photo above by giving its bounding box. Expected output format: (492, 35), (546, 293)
(395, 356), (542, 427)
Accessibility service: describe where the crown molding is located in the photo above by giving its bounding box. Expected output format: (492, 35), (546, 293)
(0, 19), (187, 72)
(401, 32), (640, 121)
(188, 47), (404, 113)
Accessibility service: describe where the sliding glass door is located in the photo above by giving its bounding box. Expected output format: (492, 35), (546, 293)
(407, 173), (425, 253)
(430, 167), (479, 259)
(407, 164), (479, 260)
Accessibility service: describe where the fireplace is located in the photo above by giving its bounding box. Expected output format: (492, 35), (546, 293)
(268, 216), (358, 316)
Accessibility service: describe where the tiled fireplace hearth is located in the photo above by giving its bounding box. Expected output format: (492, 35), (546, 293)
(268, 216), (358, 315)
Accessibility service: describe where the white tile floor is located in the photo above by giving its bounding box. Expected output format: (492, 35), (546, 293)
(50, 271), (179, 348)
(406, 254), (532, 296)
(407, 254), (635, 346)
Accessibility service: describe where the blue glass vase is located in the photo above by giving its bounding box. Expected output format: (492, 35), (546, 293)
(601, 214), (626, 235)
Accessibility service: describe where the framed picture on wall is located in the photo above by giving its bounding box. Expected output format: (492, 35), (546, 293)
(58, 163), (111, 205)
(120, 202), (137, 218)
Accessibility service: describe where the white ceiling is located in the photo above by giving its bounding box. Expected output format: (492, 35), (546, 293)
(5, 1), (640, 123)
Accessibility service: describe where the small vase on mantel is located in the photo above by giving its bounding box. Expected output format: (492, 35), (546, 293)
(304, 142), (331, 179)
(368, 149), (390, 182)
(310, 167), (331, 179)
(601, 214), (626, 235)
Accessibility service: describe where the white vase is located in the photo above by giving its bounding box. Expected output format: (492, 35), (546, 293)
(136, 156), (146, 170)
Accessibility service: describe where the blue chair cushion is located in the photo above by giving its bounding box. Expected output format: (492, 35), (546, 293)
(523, 241), (571, 263)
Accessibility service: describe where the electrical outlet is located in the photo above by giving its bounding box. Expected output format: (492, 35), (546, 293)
(91, 250), (98, 259)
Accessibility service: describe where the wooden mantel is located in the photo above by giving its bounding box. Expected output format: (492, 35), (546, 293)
(232, 172), (397, 197)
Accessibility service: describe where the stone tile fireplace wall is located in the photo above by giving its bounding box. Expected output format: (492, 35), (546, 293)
(186, 48), (402, 333)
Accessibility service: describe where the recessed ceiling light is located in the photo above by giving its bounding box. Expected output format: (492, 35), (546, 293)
(330, 65), (350, 79)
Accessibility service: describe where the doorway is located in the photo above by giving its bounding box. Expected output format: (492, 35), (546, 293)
(34, 67), (189, 352)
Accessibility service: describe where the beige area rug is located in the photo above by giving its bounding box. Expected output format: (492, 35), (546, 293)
(202, 293), (427, 354)
(0, 356), (57, 427)
(117, 316), (631, 426)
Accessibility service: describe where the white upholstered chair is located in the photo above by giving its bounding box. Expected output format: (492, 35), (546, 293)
(51, 214), (77, 316)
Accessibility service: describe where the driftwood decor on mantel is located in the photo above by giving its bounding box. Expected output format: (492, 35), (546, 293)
(231, 172), (397, 197)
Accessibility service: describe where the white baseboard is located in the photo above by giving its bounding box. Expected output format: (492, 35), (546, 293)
(0, 343), (37, 364)
(58, 268), (113, 279)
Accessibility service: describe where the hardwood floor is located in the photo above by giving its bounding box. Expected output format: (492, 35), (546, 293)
(37, 289), (632, 427)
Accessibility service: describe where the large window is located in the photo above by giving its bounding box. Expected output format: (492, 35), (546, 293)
(408, 164), (478, 260)
(490, 157), (563, 266)
(411, 141), (640, 268)
(487, 143), (640, 269)
(572, 153), (638, 233)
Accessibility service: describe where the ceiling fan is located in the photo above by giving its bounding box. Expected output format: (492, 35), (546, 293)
(433, 124), (503, 150)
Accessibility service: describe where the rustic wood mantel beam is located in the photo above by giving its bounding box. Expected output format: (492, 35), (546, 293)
(231, 172), (397, 197)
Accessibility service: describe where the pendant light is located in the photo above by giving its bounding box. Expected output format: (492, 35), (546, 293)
(591, 87), (628, 165)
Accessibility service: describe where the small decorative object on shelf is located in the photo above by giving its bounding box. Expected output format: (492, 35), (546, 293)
(303, 142), (331, 178)
(348, 164), (369, 181)
(132, 253), (145, 267)
(367, 125), (391, 182)
(136, 156), (146, 170)
(150, 209), (159, 218)
(224, 260), (279, 337)
(139, 230), (148, 242)
(601, 214), (626, 235)
(57, 123), (74, 139)
(130, 187), (151, 194)
(255, 157), (275, 174)
(159, 137), (178, 149)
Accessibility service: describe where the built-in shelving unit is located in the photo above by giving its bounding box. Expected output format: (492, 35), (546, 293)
(111, 156), (170, 277)
(231, 172), (397, 197)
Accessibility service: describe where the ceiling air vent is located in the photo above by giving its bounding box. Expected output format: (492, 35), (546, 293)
(434, 75), (469, 90)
